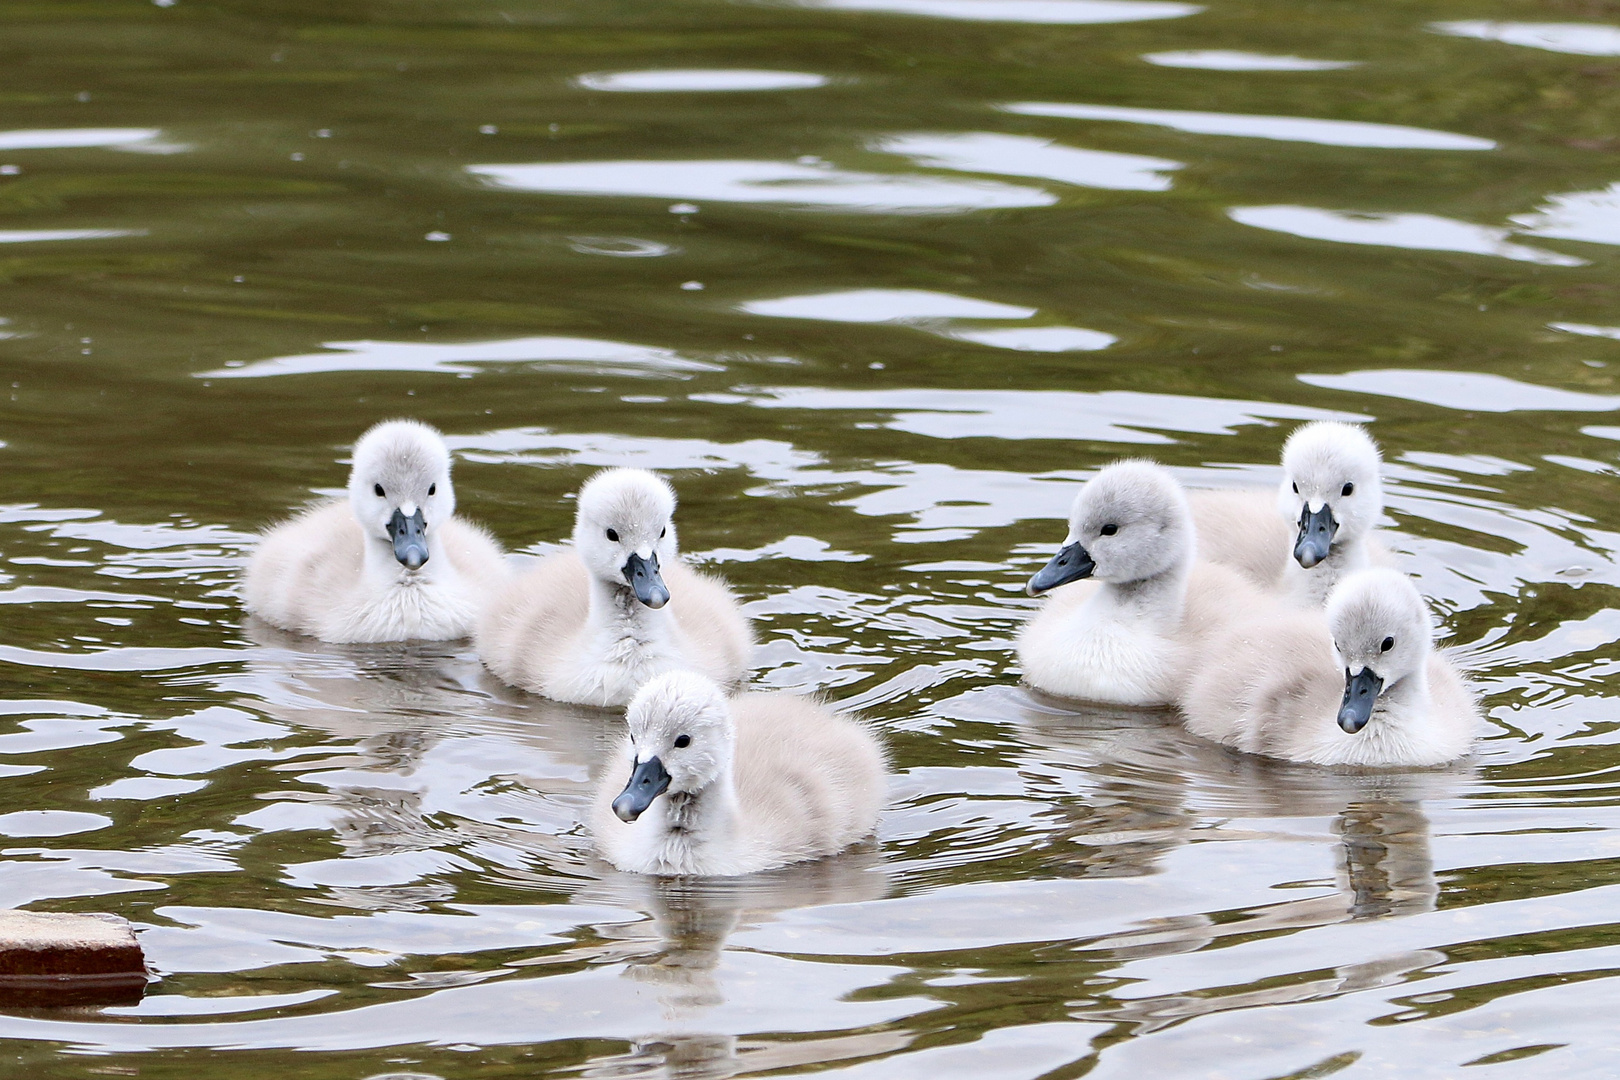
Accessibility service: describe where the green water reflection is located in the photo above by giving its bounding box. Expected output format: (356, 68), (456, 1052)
(3, 0), (1620, 1075)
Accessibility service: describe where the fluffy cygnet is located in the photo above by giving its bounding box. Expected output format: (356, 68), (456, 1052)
(592, 671), (887, 876)
(243, 419), (507, 643)
(1277, 421), (1389, 606)
(476, 468), (753, 708)
(1180, 568), (1480, 766)
(1186, 488), (1292, 590)
(1017, 460), (1266, 707)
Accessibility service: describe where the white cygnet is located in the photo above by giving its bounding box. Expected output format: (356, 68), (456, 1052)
(1183, 421), (1388, 602)
(1277, 420), (1388, 606)
(243, 419), (507, 643)
(592, 671), (887, 876)
(1017, 460), (1266, 707)
(1180, 568), (1481, 766)
(476, 467), (753, 708)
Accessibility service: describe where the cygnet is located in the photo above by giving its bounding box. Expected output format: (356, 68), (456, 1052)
(477, 468), (752, 707)
(592, 671), (887, 876)
(1017, 460), (1267, 707)
(243, 419), (507, 643)
(1277, 421), (1389, 606)
(1180, 568), (1480, 766)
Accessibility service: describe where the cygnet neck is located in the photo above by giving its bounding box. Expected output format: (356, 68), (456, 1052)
(586, 572), (675, 642)
(1371, 659), (1430, 727)
(1288, 531), (1367, 604)
(360, 529), (446, 586)
(664, 772), (738, 836)
(1099, 551), (1192, 623)
(643, 771), (740, 872)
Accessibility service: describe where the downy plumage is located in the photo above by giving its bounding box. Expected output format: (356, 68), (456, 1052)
(1017, 460), (1266, 707)
(243, 419), (507, 643)
(592, 671), (887, 876)
(1184, 422), (1390, 605)
(476, 467), (752, 708)
(1276, 421), (1389, 606)
(1180, 568), (1481, 766)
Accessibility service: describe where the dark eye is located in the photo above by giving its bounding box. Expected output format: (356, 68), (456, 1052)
(374, 484), (385, 498)
(606, 528), (619, 542)
(673, 734), (690, 748)
(1342, 482), (1354, 497)
(428, 483), (436, 496)
(660, 527), (666, 539)
(1100, 523), (1118, 536)
(1381, 636), (1394, 652)
(1292, 482), (1298, 494)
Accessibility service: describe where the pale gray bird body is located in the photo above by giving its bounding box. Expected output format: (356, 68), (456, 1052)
(592, 671), (887, 876)
(1017, 460), (1267, 707)
(1186, 488), (1292, 590)
(243, 419), (507, 643)
(1181, 568), (1480, 766)
(476, 468), (752, 708)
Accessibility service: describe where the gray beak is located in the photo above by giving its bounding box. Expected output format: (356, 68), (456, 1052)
(1294, 504), (1338, 569)
(612, 756), (671, 822)
(623, 551), (670, 609)
(1338, 667), (1384, 733)
(387, 508), (429, 570)
(1027, 541), (1095, 596)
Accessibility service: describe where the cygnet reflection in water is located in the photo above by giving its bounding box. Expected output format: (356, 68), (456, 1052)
(228, 623), (623, 902)
(940, 683), (1461, 959)
(573, 852), (889, 1013)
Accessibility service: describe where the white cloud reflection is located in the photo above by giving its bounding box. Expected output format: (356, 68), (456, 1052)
(706, 386), (1362, 443)
(942, 326), (1116, 351)
(0, 229), (144, 244)
(1432, 21), (1620, 56)
(1299, 370), (1620, 413)
(1552, 322), (1620, 342)
(0, 128), (163, 151)
(738, 289), (1115, 352)
(876, 132), (1181, 191)
(467, 159), (1053, 214)
(445, 391), (1361, 545)
(1142, 50), (1359, 71)
(198, 337), (721, 379)
(575, 69), (829, 92)
(1511, 182), (1620, 246)
(783, 0), (1200, 23)
(1230, 205), (1586, 266)
(1005, 102), (1495, 150)
(741, 289), (1034, 323)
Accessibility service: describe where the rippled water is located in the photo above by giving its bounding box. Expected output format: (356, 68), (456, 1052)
(3, 0), (1620, 1075)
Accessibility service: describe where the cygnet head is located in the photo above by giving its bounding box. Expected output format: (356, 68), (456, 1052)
(611, 671), (734, 822)
(1326, 569), (1431, 734)
(346, 419), (455, 571)
(1027, 460), (1193, 596)
(1278, 421), (1383, 570)
(573, 468), (680, 609)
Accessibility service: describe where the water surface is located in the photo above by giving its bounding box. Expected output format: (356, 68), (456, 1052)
(2, 0), (1620, 1075)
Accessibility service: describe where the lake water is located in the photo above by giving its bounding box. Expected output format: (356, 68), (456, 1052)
(2, 0), (1620, 1075)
